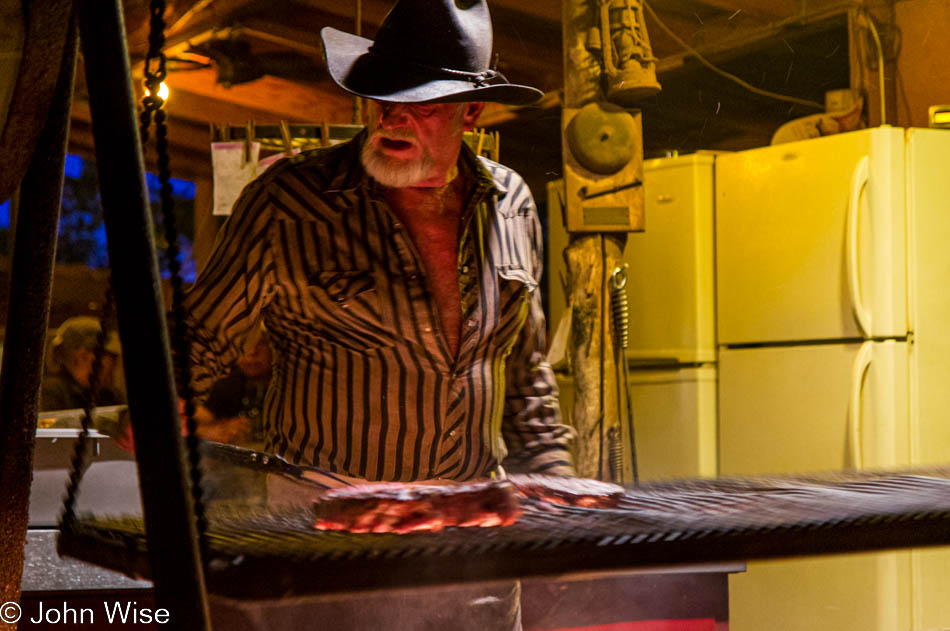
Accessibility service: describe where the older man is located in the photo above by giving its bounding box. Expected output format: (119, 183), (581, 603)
(185, 1), (572, 627)
(186, 0), (572, 487)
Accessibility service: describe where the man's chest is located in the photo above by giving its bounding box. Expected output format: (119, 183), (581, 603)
(265, 188), (532, 361)
(391, 202), (461, 300)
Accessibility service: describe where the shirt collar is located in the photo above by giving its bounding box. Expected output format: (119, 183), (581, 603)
(458, 139), (508, 200)
(343, 129), (370, 192)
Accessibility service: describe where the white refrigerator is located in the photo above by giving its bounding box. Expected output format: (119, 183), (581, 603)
(715, 126), (950, 631)
(547, 126), (950, 630)
(547, 152), (719, 481)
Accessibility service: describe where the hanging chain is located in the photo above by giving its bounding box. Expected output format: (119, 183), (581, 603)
(139, 0), (209, 556)
(61, 289), (117, 529)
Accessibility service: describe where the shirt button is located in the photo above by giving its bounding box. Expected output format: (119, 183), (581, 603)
(449, 430), (457, 437)
(461, 265), (469, 274)
(467, 319), (477, 328)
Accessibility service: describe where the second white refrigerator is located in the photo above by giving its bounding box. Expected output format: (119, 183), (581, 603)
(716, 126), (950, 631)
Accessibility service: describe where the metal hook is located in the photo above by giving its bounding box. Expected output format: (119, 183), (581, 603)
(610, 264), (628, 290)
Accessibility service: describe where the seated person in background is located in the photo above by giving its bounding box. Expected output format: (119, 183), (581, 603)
(40, 316), (125, 411)
(193, 326), (272, 448)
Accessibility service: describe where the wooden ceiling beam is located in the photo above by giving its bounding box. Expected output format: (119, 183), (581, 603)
(288, 0), (563, 85)
(295, 0), (561, 26)
(165, 0), (268, 37)
(647, 1), (849, 70)
(160, 0), (272, 52)
(673, 0), (801, 21)
(169, 2), (564, 101)
(122, 0), (265, 59)
(487, 0), (561, 24)
(159, 68), (351, 123)
(646, 3), (778, 60)
(239, 18), (325, 57)
(292, 0), (392, 32)
(163, 83), (336, 127)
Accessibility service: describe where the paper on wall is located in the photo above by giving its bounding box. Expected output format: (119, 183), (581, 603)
(211, 141), (261, 216)
(211, 143), (303, 215)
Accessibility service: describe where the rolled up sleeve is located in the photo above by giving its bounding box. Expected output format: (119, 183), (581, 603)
(183, 179), (275, 400)
(500, 198), (575, 476)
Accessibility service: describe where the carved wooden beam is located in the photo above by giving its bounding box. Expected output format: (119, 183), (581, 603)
(560, 0), (631, 483)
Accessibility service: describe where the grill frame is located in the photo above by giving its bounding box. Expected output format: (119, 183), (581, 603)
(57, 466), (950, 599)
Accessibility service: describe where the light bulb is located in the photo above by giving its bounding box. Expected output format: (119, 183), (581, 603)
(145, 82), (170, 101)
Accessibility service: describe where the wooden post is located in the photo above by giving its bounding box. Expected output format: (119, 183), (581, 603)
(563, 232), (627, 481)
(561, 0), (656, 483)
(562, 0), (628, 481)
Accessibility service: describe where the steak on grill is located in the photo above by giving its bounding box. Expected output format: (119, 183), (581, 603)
(508, 474), (625, 508)
(314, 479), (522, 534)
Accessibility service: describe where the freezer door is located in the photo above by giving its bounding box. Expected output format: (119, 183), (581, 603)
(720, 341), (912, 631)
(906, 127), (950, 466)
(906, 127), (950, 631)
(719, 341), (909, 474)
(625, 366), (718, 480)
(546, 153), (717, 365)
(729, 553), (911, 631)
(625, 155), (716, 363)
(556, 365), (717, 482)
(720, 341), (911, 631)
(716, 127), (907, 345)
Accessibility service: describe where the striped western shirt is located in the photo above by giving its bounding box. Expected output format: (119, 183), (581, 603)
(184, 132), (574, 482)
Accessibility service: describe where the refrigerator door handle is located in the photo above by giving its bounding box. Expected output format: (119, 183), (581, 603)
(848, 340), (874, 469)
(846, 155), (872, 337)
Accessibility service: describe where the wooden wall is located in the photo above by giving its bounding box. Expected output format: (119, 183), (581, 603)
(894, 0), (950, 128)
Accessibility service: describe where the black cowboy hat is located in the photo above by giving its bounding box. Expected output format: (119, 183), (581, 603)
(320, 0), (543, 105)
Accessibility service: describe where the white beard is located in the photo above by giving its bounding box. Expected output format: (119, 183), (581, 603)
(360, 135), (435, 188)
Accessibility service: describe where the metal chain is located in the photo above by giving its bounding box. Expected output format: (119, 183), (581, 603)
(139, 0), (209, 556)
(61, 289), (117, 528)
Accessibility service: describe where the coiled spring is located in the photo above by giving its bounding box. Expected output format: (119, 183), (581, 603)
(610, 265), (629, 350)
(607, 426), (623, 484)
(609, 263), (638, 485)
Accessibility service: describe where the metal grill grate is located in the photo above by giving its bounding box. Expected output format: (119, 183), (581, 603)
(58, 466), (950, 599)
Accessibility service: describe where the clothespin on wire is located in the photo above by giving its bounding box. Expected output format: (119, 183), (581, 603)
(244, 120), (255, 165)
(279, 120), (294, 156)
(475, 128), (486, 157)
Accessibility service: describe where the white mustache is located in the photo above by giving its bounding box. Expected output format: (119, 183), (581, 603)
(371, 129), (417, 143)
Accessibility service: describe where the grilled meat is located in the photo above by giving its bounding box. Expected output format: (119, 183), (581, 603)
(314, 479), (522, 533)
(508, 474), (625, 508)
